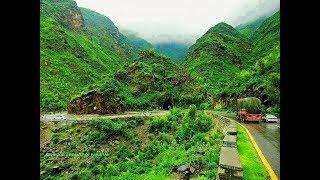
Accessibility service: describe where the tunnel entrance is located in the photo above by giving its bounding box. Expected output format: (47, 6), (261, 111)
(163, 98), (173, 110)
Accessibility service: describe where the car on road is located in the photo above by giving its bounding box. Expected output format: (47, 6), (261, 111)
(55, 114), (66, 120)
(265, 114), (278, 123)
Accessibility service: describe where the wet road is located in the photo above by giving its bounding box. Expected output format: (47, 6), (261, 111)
(210, 111), (280, 178)
(242, 121), (280, 177)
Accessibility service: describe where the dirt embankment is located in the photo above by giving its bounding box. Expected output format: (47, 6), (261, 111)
(67, 90), (123, 115)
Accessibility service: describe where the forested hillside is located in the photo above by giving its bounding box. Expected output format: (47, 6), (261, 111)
(40, 0), (280, 115)
(40, 0), (147, 111)
(68, 51), (208, 114)
(235, 16), (267, 39)
(155, 43), (190, 62)
(185, 11), (280, 115)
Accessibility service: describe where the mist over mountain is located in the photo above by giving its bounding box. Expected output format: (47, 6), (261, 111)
(121, 29), (155, 51)
(154, 42), (190, 62)
(41, 1), (280, 178)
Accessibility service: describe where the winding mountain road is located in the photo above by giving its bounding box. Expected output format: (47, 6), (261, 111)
(40, 110), (169, 121)
(40, 110), (279, 178)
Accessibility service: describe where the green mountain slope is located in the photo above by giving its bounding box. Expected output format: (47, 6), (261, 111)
(122, 31), (155, 51)
(235, 16), (267, 38)
(80, 8), (140, 60)
(184, 22), (252, 96)
(154, 42), (189, 62)
(40, 0), (138, 111)
(68, 51), (208, 114)
(184, 12), (280, 115)
(250, 11), (280, 61)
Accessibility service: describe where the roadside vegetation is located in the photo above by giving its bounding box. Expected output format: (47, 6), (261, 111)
(40, 106), (226, 179)
(237, 124), (267, 179)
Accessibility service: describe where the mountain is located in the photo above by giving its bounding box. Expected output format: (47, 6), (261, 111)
(68, 51), (208, 114)
(250, 11), (280, 61)
(40, 0), (144, 111)
(121, 30), (155, 51)
(154, 42), (189, 62)
(184, 11), (280, 115)
(80, 8), (140, 60)
(184, 22), (251, 96)
(235, 16), (267, 38)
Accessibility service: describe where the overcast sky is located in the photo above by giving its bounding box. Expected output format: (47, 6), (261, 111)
(75, 0), (279, 44)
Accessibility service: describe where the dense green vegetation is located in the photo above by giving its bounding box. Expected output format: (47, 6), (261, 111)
(40, 107), (225, 179)
(80, 7), (140, 61)
(155, 42), (190, 62)
(41, 0), (280, 116)
(185, 11), (280, 116)
(40, 0), (149, 112)
(68, 51), (208, 114)
(235, 16), (267, 39)
(40, 2), (276, 178)
(237, 124), (267, 179)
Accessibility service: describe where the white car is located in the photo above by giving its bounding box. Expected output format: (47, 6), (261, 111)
(265, 114), (278, 123)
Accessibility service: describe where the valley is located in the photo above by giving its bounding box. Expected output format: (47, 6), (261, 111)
(40, 0), (280, 179)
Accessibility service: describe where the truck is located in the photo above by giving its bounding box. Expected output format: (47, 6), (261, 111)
(236, 97), (262, 123)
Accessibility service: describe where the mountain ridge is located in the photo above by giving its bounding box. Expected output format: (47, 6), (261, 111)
(40, 0), (152, 111)
(184, 11), (280, 115)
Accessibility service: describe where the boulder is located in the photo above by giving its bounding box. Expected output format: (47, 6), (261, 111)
(177, 165), (189, 172)
(189, 166), (195, 174)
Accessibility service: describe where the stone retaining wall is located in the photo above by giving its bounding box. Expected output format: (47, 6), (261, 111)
(216, 115), (243, 180)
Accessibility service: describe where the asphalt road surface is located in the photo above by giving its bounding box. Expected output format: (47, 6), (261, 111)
(242, 121), (280, 177)
(212, 111), (280, 178)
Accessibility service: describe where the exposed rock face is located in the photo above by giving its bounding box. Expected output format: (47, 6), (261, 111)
(67, 90), (123, 114)
(67, 7), (84, 31)
(41, 0), (84, 31)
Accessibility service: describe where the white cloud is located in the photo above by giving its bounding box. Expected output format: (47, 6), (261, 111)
(74, 0), (279, 44)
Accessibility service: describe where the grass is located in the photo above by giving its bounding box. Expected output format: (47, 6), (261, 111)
(237, 124), (268, 179)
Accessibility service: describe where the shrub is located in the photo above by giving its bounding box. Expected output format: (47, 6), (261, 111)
(88, 119), (128, 144)
(176, 123), (194, 142)
(91, 165), (103, 175)
(72, 169), (92, 180)
(115, 145), (134, 160)
(105, 164), (120, 177)
(92, 153), (105, 163)
(169, 107), (182, 118)
(185, 104), (197, 119)
(214, 103), (224, 110)
(51, 133), (59, 144)
(127, 116), (144, 128)
(148, 116), (172, 133)
(194, 111), (213, 133)
(199, 102), (211, 110)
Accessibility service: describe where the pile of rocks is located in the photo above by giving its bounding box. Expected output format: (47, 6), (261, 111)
(176, 165), (196, 180)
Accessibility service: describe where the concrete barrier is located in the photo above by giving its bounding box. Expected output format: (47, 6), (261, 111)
(227, 127), (237, 135)
(216, 115), (243, 180)
(223, 134), (237, 148)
